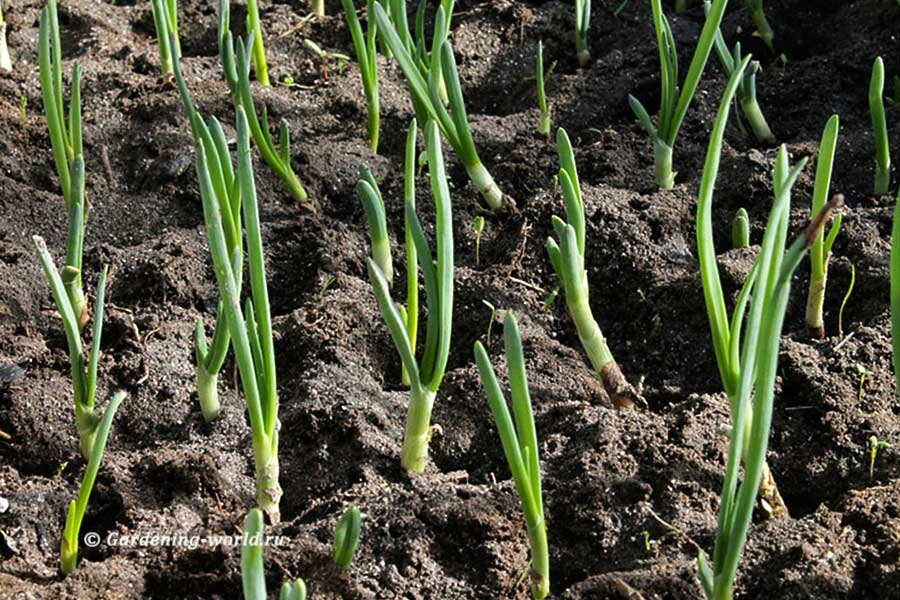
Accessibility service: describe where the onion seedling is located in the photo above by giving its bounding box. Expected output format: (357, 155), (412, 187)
(856, 363), (871, 402)
(474, 313), (549, 599)
(198, 108), (282, 521)
(536, 41), (551, 136)
(342, 0), (380, 152)
(868, 436), (890, 478)
(372, 1), (509, 210)
(696, 67), (839, 600)
(732, 208), (749, 249)
(0, 3), (11, 72)
(333, 506), (362, 569)
(545, 128), (639, 409)
(838, 264), (855, 337)
(357, 121), (420, 387)
(805, 116), (842, 340)
(220, 0), (309, 204)
(245, 0), (270, 86)
(150, 0), (180, 75)
(628, 0), (727, 189)
(363, 120), (453, 472)
(311, 0), (324, 17)
(574, 0), (590, 67)
(696, 55), (810, 519)
(870, 57), (891, 196)
(172, 46), (244, 423)
(242, 509), (307, 599)
(60, 390), (126, 574)
(39, 0), (89, 329)
(745, 0), (774, 52)
(33, 237), (114, 460)
(706, 3), (773, 145)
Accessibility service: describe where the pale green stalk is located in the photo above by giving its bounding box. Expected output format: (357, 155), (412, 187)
(805, 115), (841, 339)
(870, 57), (891, 196)
(574, 0), (590, 67)
(364, 120), (452, 472)
(474, 313), (549, 599)
(536, 41), (551, 136)
(242, 509), (308, 599)
(628, 0), (727, 188)
(333, 506), (362, 568)
(150, 0), (180, 74)
(342, 0), (380, 151)
(311, 0), (324, 16)
(546, 129), (638, 408)
(246, 0), (270, 85)
(732, 208), (749, 249)
(60, 391), (126, 574)
(746, 0), (774, 51)
(373, 1), (508, 210)
(198, 108), (281, 521)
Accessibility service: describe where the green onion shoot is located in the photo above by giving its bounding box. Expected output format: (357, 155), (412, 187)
(0, 2), (11, 71)
(474, 312), (549, 599)
(870, 57), (891, 196)
(333, 505), (362, 569)
(746, 0), (774, 52)
(536, 41), (551, 137)
(342, 0), (381, 152)
(242, 508), (307, 599)
(150, 0), (180, 75)
(574, 0), (590, 67)
(732, 208), (749, 249)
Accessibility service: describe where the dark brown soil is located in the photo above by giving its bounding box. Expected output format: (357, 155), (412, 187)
(1, 0), (899, 598)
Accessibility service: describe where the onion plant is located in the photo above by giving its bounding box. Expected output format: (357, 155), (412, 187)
(474, 312), (549, 599)
(220, 1), (309, 203)
(242, 509), (307, 600)
(696, 55), (806, 519)
(706, 3), (773, 144)
(372, 0), (509, 210)
(171, 42), (244, 422)
(39, 0), (89, 330)
(628, 0), (727, 189)
(311, 0), (324, 17)
(870, 57), (891, 196)
(60, 390), (126, 574)
(696, 58), (840, 600)
(341, 0), (380, 152)
(33, 238), (114, 460)
(245, 0), (270, 86)
(732, 208), (749, 249)
(333, 505), (362, 569)
(363, 120), (453, 472)
(574, 0), (590, 67)
(545, 129), (639, 409)
(198, 108), (282, 522)
(805, 115), (841, 340)
(150, 0), (180, 75)
(536, 41), (551, 137)
(745, 0), (774, 52)
(0, 3), (11, 72)
(357, 121), (420, 386)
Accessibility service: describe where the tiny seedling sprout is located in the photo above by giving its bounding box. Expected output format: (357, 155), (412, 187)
(150, 0), (180, 75)
(474, 312), (549, 599)
(732, 208), (750, 249)
(474, 215), (486, 265)
(870, 57), (891, 196)
(342, 0), (380, 151)
(746, 0), (775, 52)
(60, 390), (126, 574)
(805, 115), (842, 340)
(838, 264), (855, 337)
(333, 505), (362, 569)
(856, 363), (871, 402)
(219, 0), (309, 203)
(0, 2), (11, 71)
(304, 39), (350, 78)
(536, 41), (551, 136)
(372, 0), (509, 210)
(629, 0), (728, 188)
(197, 108), (282, 521)
(546, 128), (639, 408)
(242, 509), (307, 599)
(574, 0), (590, 67)
(363, 119), (453, 472)
(868, 436), (890, 478)
(482, 299), (498, 343)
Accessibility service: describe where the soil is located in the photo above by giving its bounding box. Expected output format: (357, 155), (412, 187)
(1, 0), (899, 598)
